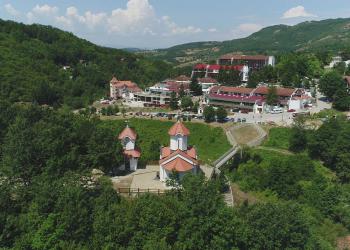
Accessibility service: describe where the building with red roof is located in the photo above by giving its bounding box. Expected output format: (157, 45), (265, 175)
(198, 77), (219, 94)
(218, 54), (275, 70)
(159, 121), (199, 183)
(110, 76), (142, 99)
(207, 85), (308, 113)
(118, 125), (141, 171)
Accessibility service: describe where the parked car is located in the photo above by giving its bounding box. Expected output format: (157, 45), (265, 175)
(237, 118), (242, 123)
(270, 108), (283, 114)
(287, 109), (296, 112)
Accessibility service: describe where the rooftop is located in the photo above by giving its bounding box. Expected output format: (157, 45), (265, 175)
(118, 126), (137, 140)
(168, 121), (190, 136)
(219, 54), (269, 61)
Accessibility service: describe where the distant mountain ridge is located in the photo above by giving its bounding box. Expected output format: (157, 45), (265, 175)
(141, 18), (350, 65)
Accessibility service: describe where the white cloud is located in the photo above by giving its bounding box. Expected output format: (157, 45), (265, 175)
(282, 6), (316, 19)
(208, 28), (217, 32)
(4, 4), (20, 17)
(32, 4), (58, 16)
(162, 15), (202, 36)
(14, 0), (203, 47)
(107, 0), (156, 33)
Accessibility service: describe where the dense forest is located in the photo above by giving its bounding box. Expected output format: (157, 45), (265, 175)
(144, 18), (350, 64)
(0, 19), (178, 109)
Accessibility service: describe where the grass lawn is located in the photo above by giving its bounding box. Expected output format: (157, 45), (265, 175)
(101, 118), (231, 165)
(263, 127), (292, 150)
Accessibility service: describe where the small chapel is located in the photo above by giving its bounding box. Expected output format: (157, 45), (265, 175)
(159, 121), (199, 182)
(118, 125), (141, 171)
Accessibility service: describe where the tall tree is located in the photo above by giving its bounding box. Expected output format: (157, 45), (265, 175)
(266, 86), (278, 106)
(169, 92), (178, 110)
(203, 106), (216, 123)
(190, 77), (202, 96)
(319, 71), (345, 100)
(216, 107), (227, 123)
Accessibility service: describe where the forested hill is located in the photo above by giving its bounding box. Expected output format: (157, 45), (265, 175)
(0, 19), (173, 108)
(143, 18), (350, 65)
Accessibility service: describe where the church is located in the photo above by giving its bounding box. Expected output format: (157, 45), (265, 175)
(118, 125), (141, 171)
(159, 121), (199, 182)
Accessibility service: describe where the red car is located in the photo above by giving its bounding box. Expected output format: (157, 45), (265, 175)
(287, 109), (296, 112)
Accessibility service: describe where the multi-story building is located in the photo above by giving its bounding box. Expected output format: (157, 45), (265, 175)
(191, 64), (249, 81)
(110, 76), (141, 99)
(218, 54), (275, 70)
(207, 85), (310, 113)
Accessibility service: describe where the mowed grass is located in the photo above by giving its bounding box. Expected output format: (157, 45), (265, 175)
(263, 127), (292, 150)
(101, 118), (231, 164)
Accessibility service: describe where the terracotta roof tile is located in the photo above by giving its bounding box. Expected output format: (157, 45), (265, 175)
(219, 86), (254, 95)
(124, 149), (141, 158)
(168, 121), (190, 136)
(162, 157), (194, 172)
(159, 149), (198, 165)
(118, 127), (137, 140)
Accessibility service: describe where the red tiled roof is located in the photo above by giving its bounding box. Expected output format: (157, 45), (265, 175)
(110, 77), (141, 92)
(124, 149), (141, 158)
(197, 77), (218, 84)
(118, 127), (137, 140)
(162, 157), (194, 172)
(193, 64), (208, 70)
(161, 147), (172, 158)
(159, 149), (198, 165)
(161, 146), (197, 159)
(187, 147), (197, 159)
(219, 86), (254, 95)
(254, 86), (295, 97)
(168, 121), (190, 136)
(209, 93), (263, 103)
(219, 54), (269, 61)
(207, 64), (221, 70)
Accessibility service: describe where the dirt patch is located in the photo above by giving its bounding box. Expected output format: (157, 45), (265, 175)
(337, 235), (350, 250)
(231, 124), (259, 145)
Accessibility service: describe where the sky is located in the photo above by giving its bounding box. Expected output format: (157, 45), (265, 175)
(1, 0), (350, 49)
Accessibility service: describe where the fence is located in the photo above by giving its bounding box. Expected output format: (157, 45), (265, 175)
(116, 187), (168, 196)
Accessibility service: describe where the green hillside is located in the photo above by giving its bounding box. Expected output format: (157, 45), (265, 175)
(0, 19), (173, 108)
(143, 18), (350, 65)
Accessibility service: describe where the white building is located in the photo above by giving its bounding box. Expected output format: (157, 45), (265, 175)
(159, 121), (199, 183)
(118, 126), (141, 171)
(197, 77), (219, 94)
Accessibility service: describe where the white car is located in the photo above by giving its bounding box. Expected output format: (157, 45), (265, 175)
(270, 109), (283, 114)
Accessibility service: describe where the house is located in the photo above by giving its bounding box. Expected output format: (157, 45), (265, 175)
(197, 77), (218, 94)
(252, 86), (296, 107)
(218, 54), (275, 69)
(118, 125), (141, 171)
(159, 121), (199, 183)
(110, 77), (142, 99)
